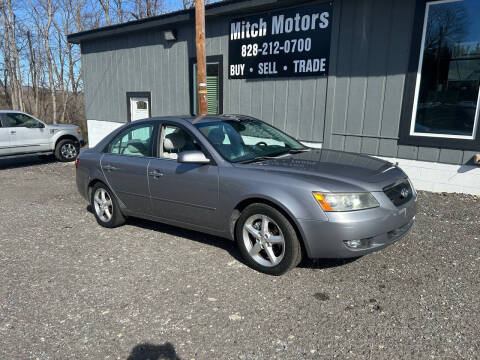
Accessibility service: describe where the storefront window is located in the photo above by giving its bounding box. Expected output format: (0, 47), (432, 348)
(411, 0), (480, 139)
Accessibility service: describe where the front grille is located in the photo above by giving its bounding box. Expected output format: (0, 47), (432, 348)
(383, 179), (413, 207)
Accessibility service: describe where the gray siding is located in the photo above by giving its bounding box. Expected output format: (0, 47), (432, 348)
(81, 9), (328, 142)
(323, 0), (474, 165)
(324, 0), (414, 155)
(82, 25), (194, 123)
(81, 0), (475, 165)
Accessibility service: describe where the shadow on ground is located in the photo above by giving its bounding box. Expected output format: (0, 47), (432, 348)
(127, 343), (181, 360)
(87, 205), (357, 271)
(128, 216), (246, 264)
(0, 154), (55, 170)
(297, 256), (360, 269)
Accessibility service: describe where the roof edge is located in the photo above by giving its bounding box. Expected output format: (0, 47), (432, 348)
(67, 0), (279, 44)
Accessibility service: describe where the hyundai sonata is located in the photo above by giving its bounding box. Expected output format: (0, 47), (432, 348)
(76, 115), (416, 275)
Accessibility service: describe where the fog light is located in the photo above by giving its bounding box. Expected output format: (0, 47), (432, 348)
(344, 239), (362, 249)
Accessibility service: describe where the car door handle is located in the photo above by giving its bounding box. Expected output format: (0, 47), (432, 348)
(148, 170), (164, 177)
(103, 165), (119, 171)
(10, 130), (16, 134)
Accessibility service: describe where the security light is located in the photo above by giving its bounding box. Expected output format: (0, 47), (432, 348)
(163, 30), (176, 41)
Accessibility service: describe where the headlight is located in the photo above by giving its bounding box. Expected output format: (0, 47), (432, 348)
(313, 192), (379, 212)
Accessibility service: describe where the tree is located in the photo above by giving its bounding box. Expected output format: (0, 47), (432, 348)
(183, 0), (216, 10)
(130, 0), (163, 20)
(0, 0), (202, 135)
(98, 0), (111, 25)
(1, 0), (24, 111)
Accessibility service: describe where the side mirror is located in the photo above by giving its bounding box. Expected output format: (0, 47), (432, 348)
(177, 150), (210, 164)
(38, 122), (45, 128)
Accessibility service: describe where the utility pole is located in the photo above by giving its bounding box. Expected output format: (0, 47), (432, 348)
(195, 0), (208, 115)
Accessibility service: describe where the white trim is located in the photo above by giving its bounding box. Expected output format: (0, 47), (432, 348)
(409, 0), (479, 140)
(375, 155), (480, 196)
(474, 85), (480, 138)
(87, 119), (124, 147)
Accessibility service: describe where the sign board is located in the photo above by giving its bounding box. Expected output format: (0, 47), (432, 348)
(228, 2), (332, 79)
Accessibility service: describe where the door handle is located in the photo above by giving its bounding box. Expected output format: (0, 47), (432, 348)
(103, 164), (119, 171)
(10, 130), (16, 134)
(148, 170), (164, 177)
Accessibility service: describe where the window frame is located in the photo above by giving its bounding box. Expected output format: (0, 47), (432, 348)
(126, 91), (152, 123)
(104, 121), (158, 158)
(4, 112), (41, 128)
(156, 121), (216, 164)
(189, 55), (224, 116)
(398, 0), (480, 151)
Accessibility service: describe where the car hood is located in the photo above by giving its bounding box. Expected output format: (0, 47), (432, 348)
(235, 149), (407, 192)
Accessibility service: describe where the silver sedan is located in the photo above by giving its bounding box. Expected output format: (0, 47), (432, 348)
(76, 115), (416, 275)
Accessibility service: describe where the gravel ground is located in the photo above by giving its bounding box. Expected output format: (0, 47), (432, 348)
(0, 155), (479, 360)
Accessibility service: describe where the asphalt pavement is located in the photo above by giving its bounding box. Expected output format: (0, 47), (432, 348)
(0, 155), (479, 359)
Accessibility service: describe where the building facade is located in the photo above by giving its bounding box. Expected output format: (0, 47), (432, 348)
(68, 0), (480, 195)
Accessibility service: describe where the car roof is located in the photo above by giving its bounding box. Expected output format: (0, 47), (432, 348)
(144, 114), (259, 125)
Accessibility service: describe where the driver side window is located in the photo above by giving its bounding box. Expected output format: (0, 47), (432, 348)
(5, 113), (39, 128)
(160, 125), (201, 160)
(107, 124), (154, 157)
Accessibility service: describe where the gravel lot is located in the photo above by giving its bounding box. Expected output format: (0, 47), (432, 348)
(0, 155), (479, 360)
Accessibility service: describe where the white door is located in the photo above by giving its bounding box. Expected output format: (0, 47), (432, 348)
(5, 113), (51, 154)
(130, 98), (149, 122)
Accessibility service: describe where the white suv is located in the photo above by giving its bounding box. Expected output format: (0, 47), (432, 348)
(0, 110), (85, 162)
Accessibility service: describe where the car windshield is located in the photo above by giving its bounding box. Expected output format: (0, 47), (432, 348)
(195, 118), (306, 163)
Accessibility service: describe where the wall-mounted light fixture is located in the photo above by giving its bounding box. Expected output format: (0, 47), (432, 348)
(163, 30), (177, 41)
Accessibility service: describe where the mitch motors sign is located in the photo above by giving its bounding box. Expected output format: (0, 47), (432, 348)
(228, 2), (332, 79)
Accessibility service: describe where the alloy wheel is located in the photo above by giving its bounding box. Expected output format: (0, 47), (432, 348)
(242, 214), (285, 267)
(61, 143), (77, 159)
(93, 188), (113, 223)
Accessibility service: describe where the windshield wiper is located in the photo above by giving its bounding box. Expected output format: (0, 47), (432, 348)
(237, 153), (285, 164)
(237, 148), (310, 164)
(267, 148), (310, 157)
(287, 148), (310, 154)
(237, 156), (269, 164)
(237, 158), (262, 164)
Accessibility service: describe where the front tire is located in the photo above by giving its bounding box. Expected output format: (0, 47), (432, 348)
(91, 182), (125, 228)
(55, 139), (79, 162)
(235, 204), (302, 275)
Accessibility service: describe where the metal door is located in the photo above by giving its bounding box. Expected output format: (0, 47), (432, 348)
(5, 113), (50, 154)
(101, 122), (155, 216)
(148, 158), (220, 228)
(148, 124), (220, 229)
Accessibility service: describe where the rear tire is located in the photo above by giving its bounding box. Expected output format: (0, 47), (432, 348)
(235, 203), (302, 275)
(55, 139), (79, 162)
(91, 182), (126, 228)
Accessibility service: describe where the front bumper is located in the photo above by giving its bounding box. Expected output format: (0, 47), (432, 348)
(297, 194), (417, 259)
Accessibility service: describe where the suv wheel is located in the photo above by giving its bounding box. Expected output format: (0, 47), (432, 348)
(55, 139), (79, 162)
(91, 182), (126, 228)
(235, 204), (302, 275)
